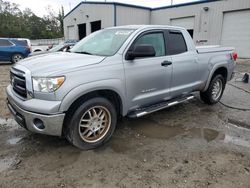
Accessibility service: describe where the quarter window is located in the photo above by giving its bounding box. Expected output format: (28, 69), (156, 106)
(0, 39), (13, 47)
(12, 40), (27, 46)
(167, 31), (187, 55)
(134, 32), (165, 57)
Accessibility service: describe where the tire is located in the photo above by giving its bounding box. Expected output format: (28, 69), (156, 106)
(200, 74), (226, 105)
(11, 53), (24, 63)
(65, 97), (117, 150)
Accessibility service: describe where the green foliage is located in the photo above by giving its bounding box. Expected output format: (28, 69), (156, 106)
(0, 0), (64, 39)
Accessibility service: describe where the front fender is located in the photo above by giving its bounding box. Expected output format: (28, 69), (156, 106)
(59, 79), (127, 116)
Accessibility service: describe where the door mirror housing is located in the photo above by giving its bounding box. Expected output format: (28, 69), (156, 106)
(126, 45), (156, 60)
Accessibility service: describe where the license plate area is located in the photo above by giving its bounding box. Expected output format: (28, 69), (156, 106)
(7, 100), (27, 129)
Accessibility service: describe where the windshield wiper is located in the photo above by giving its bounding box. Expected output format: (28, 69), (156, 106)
(74, 51), (93, 55)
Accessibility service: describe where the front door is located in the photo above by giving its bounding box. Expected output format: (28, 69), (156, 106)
(123, 31), (173, 111)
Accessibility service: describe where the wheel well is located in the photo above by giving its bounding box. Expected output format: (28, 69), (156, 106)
(62, 90), (123, 135)
(212, 67), (228, 81)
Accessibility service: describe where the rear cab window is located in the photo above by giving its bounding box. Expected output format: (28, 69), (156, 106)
(165, 30), (187, 55)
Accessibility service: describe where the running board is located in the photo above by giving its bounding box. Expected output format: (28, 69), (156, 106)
(128, 95), (194, 118)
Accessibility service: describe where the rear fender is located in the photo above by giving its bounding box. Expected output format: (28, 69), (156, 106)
(202, 56), (229, 92)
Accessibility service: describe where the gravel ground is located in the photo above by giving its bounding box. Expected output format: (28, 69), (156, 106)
(0, 60), (250, 188)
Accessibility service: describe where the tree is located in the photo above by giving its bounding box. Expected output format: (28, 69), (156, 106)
(58, 6), (64, 35)
(0, 0), (64, 39)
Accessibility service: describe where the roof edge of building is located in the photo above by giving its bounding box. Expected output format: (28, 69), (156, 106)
(152, 0), (221, 11)
(64, 0), (222, 19)
(64, 1), (151, 19)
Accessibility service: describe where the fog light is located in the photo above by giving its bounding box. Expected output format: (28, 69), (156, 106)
(33, 118), (45, 130)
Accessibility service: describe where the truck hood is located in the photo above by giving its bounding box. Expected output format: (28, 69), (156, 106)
(18, 52), (106, 76)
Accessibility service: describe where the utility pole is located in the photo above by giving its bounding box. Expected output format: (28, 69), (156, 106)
(171, 0), (173, 5)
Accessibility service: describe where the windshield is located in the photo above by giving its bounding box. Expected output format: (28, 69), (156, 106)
(70, 28), (135, 56)
(49, 44), (64, 52)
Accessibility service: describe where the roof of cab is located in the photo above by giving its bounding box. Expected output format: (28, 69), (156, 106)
(106, 25), (186, 31)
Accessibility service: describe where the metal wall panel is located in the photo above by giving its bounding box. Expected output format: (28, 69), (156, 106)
(116, 6), (150, 26)
(170, 17), (195, 29)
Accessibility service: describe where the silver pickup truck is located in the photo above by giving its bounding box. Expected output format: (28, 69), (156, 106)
(6, 25), (237, 149)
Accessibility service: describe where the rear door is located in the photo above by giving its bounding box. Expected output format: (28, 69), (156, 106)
(124, 30), (173, 111)
(0, 39), (14, 61)
(165, 30), (199, 97)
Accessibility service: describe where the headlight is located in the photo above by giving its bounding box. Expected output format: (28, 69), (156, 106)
(32, 76), (65, 92)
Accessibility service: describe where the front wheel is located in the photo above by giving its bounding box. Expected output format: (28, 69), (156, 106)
(200, 74), (226, 105)
(66, 97), (117, 150)
(11, 53), (24, 63)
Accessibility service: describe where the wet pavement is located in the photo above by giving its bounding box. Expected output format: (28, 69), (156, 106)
(0, 60), (250, 187)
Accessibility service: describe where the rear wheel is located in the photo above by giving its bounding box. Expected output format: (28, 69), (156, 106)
(11, 53), (24, 63)
(65, 97), (117, 150)
(200, 74), (226, 105)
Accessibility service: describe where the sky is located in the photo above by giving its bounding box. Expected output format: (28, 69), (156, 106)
(6, 0), (200, 17)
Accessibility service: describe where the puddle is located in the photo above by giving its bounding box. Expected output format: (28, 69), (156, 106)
(128, 119), (220, 141)
(0, 157), (15, 173)
(108, 118), (250, 153)
(7, 137), (22, 145)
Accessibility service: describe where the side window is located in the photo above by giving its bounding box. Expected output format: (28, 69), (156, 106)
(12, 40), (27, 46)
(167, 31), (187, 55)
(0, 39), (13, 47)
(134, 32), (165, 57)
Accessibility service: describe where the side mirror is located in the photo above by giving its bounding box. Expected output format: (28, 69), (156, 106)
(126, 45), (156, 60)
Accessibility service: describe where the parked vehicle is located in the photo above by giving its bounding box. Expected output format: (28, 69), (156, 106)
(0, 38), (31, 63)
(29, 43), (76, 57)
(6, 25), (237, 149)
(32, 45), (49, 52)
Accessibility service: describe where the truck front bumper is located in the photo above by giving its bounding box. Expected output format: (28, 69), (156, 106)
(6, 86), (65, 136)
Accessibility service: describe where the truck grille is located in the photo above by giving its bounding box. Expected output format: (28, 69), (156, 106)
(10, 68), (27, 98)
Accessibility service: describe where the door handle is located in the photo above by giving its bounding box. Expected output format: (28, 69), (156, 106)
(161, 60), (172, 67)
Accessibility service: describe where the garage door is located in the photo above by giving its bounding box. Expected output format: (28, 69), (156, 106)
(170, 17), (195, 38)
(221, 10), (250, 58)
(67, 26), (75, 40)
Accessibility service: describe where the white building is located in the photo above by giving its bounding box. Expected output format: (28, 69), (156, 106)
(64, 0), (250, 58)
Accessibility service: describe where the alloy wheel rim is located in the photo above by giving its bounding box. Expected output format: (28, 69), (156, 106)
(13, 55), (23, 63)
(211, 79), (223, 101)
(78, 106), (111, 143)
